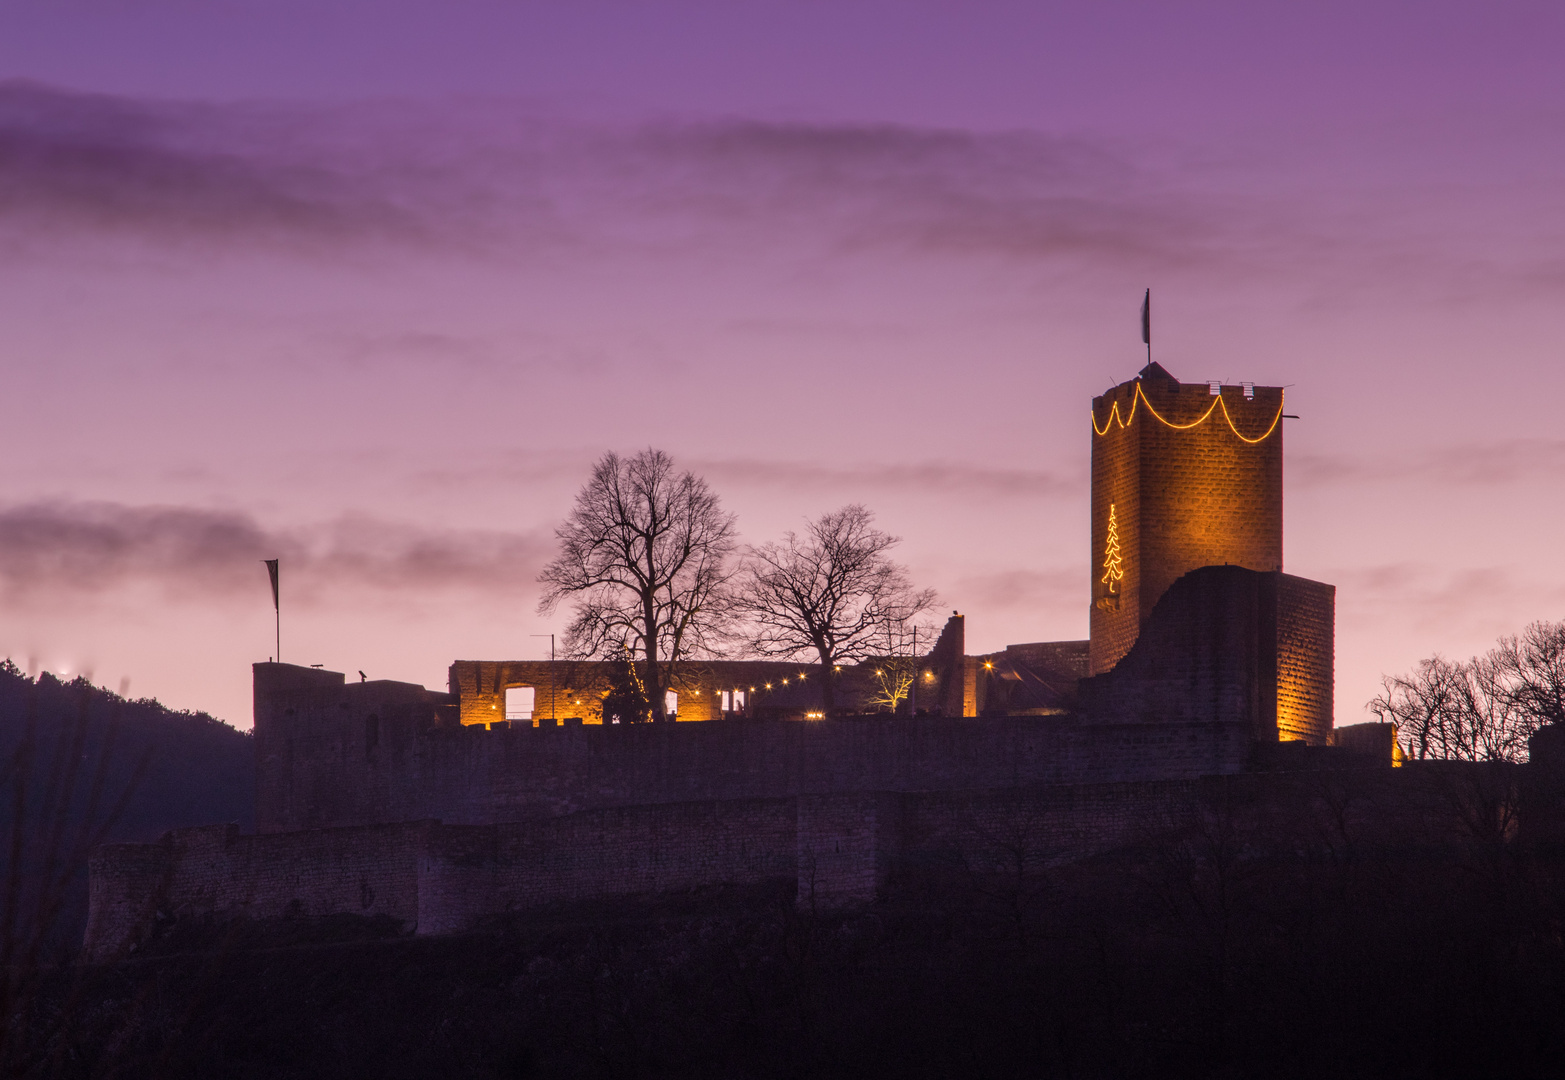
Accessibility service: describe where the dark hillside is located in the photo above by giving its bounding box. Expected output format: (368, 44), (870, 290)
(0, 660), (253, 954)
(14, 827), (1565, 1080)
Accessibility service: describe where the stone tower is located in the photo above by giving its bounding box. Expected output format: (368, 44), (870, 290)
(1089, 362), (1285, 676)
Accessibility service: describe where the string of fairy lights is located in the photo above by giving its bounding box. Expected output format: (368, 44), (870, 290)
(1091, 381), (1285, 444)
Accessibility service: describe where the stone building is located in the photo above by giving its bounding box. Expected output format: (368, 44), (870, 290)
(84, 361), (1345, 958)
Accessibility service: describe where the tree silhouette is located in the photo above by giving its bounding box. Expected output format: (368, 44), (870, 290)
(538, 449), (736, 722)
(734, 505), (935, 713)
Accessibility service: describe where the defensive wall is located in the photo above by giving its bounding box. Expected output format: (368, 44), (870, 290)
(255, 660), (1253, 833)
(84, 356), (1346, 958)
(1080, 565), (1335, 744)
(451, 612), (973, 727)
(86, 756), (1501, 961)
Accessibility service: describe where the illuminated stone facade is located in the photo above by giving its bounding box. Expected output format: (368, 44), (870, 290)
(1079, 566), (1334, 745)
(1090, 363), (1284, 675)
(85, 353), (1346, 956)
(1085, 361), (1332, 744)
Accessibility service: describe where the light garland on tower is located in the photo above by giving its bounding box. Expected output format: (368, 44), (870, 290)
(1091, 381), (1284, 444)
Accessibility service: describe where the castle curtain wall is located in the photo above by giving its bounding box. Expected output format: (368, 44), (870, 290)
(1079, 566), (1334, 745)
(253, 663), (1252, 834)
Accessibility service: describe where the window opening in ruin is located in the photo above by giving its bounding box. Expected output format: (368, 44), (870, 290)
(734, 690), (746, 710)
(505, 686), (536, 722)
(665, 690), (678, 718)
(721, 691), (731, 712)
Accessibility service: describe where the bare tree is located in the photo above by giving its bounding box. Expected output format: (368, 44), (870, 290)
(1368, 620), (1565, 762)
(1488, 621), (1565, 729)
(538, 449), (736, 722)
(734, 505), (935, 713)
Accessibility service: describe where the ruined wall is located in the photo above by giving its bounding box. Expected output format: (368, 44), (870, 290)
(84, 820), (433, 960)
(85, 784), (1203, 952)
(451, 659), (816, 726)
(96, 761), (1491, 955)
(450, 652), (961, 727)
(1078, 566), (1334, 745)
(924, 613), (971, 717)
(1090, 365), (1284, 675)
(1275, 574), (1335, 743)
(417, 798), (798, 935)
(255, 662), (1254, 833)
(1001, 641), (1090, 685)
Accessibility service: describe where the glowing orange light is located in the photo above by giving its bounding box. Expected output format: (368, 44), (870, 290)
(1101, 503), (1124, 594)
(1091, 381), (1284, 443)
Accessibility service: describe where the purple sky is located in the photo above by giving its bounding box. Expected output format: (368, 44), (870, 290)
(2, 1), (1563, 727)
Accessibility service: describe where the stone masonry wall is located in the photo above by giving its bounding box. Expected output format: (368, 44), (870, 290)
(1276, 574), (1335, 743)
(255, 663), (1253, 833)
(1090, 366), (1284, 675)
(417, 798), (798, 935)
(452, 659), (815, 726)
(1078, 566), (1334, 745)
(84, 820), (433, 960)
(450, 617), (975, 728)
(93, 763), (1486, 956)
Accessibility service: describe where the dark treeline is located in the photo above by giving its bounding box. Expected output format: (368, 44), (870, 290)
(0, 660), (254, 955)
(12, 763), (1565, 1079)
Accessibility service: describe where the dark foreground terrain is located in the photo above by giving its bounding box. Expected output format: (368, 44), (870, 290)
(10, 804), (1565, 1080)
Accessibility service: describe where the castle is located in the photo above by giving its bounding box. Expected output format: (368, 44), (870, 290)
(84, 364), (1361, 959)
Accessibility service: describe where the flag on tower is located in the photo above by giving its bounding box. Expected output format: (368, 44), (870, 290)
(1140, 289), (1150, 346)
(263, 558), (281, 662)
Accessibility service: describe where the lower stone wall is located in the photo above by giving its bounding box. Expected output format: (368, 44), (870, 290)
(84, 820), (433, 960)
(93, 762), (1480, 959)
(417, 798), (798, 935)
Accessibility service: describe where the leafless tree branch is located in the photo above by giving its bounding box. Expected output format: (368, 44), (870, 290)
(538, 449), (737, 722)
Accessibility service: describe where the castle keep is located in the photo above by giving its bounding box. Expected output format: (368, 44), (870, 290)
(85, 362), (1345, 958)
(1089, 362), (1284, 673)
(1085, 363), (1332, 744)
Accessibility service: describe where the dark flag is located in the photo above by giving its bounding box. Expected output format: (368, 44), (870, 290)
(1140, 288), (1150, 346)
(264, 559), (280, 662)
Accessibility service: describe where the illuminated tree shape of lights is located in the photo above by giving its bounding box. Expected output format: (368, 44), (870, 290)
(1101, 504), (1125, 595)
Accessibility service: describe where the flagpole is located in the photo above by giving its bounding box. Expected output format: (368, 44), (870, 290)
(264, 559), (281, 664)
